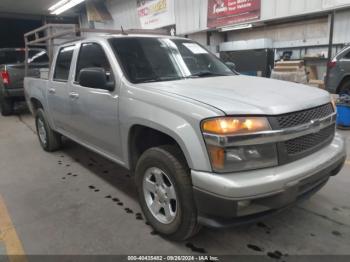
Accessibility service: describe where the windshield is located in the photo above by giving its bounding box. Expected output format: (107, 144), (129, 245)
(109, 37), (235, 83)
(0, 49), (48, 65)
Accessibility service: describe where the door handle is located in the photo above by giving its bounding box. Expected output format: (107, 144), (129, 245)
(69, 92), (79, 100)
(48, 88), (56, 94)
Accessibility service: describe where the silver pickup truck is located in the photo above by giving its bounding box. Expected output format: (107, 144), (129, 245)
(24, 34), (346, 240)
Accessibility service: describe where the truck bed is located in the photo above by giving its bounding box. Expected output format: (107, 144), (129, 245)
(24, 76), (49, 113)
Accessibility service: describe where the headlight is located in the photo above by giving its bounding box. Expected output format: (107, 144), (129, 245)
(201, 117), (278, 173)
(202, 117), (270, 135)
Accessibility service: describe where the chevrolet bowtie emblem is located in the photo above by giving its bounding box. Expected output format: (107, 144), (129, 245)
(310, 119), (322, 133)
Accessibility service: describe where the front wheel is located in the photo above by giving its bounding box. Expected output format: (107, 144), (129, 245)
(135, 145), (200, 241)
(35, 108), (62, 152)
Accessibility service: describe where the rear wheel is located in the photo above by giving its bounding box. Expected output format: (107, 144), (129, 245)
(0, 98), (14, 116)
(135, 145), (200, 241)
(338, 79), (350, 95)
(35, 108), (62, 152)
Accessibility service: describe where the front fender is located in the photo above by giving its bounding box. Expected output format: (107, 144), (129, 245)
(122, 117), (208, 170)
(119, 84), (222, 172)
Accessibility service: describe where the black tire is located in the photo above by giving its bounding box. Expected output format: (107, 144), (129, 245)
(135, 145), (200, 241)
(338, 79), (350, 95)
(0, 98), (14, 116)
(35, 108), (62, 152)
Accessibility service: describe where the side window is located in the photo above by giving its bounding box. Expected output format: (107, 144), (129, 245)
(345, 51), (350, 59)
(53, 46), (74, 82)
(75, 43), (112, 82)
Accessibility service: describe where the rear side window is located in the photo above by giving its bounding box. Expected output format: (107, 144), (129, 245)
(28, 50), (49, 64)
(53, 46), (74, 82)
(0, 49), (48, 65)
(75, 43), (111, 81)
(345, 51), (350, 59)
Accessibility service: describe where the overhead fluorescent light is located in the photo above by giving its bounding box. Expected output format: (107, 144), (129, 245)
(49, 0), (86, 15)
(220, 24), (253, 32)
(48, 0), (69, 11)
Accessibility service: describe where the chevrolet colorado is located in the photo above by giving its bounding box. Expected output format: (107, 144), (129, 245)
(24, 34), (346, 240)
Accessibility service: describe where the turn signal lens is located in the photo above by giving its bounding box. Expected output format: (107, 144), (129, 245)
(207, 146), (225, 170)
(202, 117), (270, 135)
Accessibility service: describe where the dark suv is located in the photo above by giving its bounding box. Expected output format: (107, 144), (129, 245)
(0, 48), (48, 116)
(326, 45), (350, 94)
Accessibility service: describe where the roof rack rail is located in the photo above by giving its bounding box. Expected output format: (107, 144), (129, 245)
(24, 23), (169, 76)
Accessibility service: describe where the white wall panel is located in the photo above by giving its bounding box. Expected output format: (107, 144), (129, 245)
(227, 18), (328, 43)
(333, 9), (350, 43)
(174, 0), (208, 35)
(260, 0), (323, 20)
(323, 0), (350, 9)
(178, 0), (349, 35)
(94, 0), (140, 30)
(187, 32), (207, 45)
(89, 0), (350, 44)
(306, 0), (324, 11)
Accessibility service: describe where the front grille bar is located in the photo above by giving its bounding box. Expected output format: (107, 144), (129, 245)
(203, 113), (336, 147)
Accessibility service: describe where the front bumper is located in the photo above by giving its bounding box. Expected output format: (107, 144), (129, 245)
(191, 134), (346, 227)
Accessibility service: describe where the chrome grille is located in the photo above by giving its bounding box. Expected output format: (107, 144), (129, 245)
(284, 125), (335, 155)
(277, 103), (334, 128)
(270, 103), (336, 164)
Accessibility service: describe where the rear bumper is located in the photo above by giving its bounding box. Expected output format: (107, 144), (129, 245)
(325, 82), (338, 94)
(2, 87), (25, 98)
(191, 134), (346, 227)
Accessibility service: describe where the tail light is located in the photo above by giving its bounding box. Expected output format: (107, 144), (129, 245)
(327, 61), (337, 69)
(1, 70), (10, 85)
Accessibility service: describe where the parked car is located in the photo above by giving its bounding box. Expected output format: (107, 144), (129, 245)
(326, 45), (350, 94)
(0, 48), (48, 116)
(25, 35), (346, 240)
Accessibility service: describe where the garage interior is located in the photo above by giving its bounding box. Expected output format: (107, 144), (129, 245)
(0, 0), (350, 260)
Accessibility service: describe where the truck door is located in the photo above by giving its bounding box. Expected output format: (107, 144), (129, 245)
(69, 42), (122, 160)
(48, 45), (75, 132)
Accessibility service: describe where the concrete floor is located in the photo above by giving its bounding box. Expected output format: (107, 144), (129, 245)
(0, 110), (349, 257)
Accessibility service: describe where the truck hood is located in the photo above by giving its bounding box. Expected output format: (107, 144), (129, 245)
(140, 75), (331, 115)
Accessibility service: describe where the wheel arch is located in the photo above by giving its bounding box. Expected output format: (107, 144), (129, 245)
(127, 123), (194, 172)
(29, 97), (44, 114)
(337, 74), (350, 94)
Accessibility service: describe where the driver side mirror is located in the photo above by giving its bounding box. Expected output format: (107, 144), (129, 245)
(225, 62), (236, 72)
(78, 67), (114, 91)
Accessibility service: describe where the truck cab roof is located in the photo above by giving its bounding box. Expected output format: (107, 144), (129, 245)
(59, 34), (187, 47)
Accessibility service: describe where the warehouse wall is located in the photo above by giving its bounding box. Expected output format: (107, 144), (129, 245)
(333, 9), (350, 44)
(176, 0), (328, 35)
(260, 0), (324, 21)
(176, 0), (350, 35)
(223, 9), (350, 49)
(83, 0), (350, 52)
(174, 0), (208, 35)
(93, 0), (140, 30)
(226, 17), (329, 47)
(86, 0), (350, 35)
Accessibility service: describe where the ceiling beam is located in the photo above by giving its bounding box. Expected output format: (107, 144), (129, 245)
(0, 12), (42, 20)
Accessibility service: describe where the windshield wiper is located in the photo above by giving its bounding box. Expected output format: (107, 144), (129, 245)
(135, 76), (182, 83)
(188, 71), (227, 78)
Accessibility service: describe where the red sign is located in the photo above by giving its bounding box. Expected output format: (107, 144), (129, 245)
(207, 0), (261, 28)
